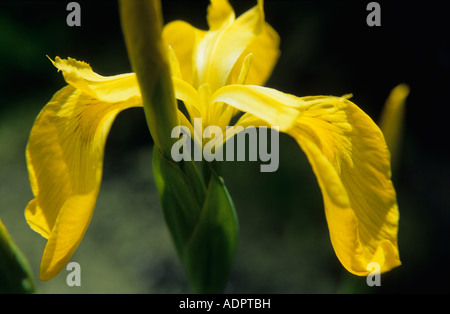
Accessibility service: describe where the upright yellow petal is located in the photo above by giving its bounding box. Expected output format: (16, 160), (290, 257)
(379, 83), (409, 169)
(26, 58), (142, 280)
(212, 85), (401, 275)
(230, 23), (280, 86)
(194, 1), (265, 91)
(163, 1), (278, 91)
(163, 21), (205, 85)
(207, 0), (235, 30)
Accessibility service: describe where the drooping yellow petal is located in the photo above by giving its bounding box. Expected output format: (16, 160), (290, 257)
(212, 85), (400, 275)
(38, 192), (97, 281)
(211, 84), (301, 130)
(51, 56), (141, 102)
(26, 59), (142, 280)
(290, 99), (400, 275)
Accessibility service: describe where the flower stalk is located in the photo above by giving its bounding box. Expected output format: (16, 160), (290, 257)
(119, 0), (238, 293)
(119, 0), (179, 157)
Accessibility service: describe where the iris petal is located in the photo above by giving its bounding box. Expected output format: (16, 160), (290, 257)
(212, 84), (401, 275)
(163, 21), (205, 85)
(379, 83), (410, 169)
(291, 100), (401, 274)
(25, 59), (142, 280)
(194, 1), (264, 91)
(206, 0), (235, 30)
(230, 23), (280, 86)
(51, 57), (141, 102)
(164, 0), (279, 97)
(211, 85), (301, 130)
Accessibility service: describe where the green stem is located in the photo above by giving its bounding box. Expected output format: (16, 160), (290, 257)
(0, 220), (35, 293)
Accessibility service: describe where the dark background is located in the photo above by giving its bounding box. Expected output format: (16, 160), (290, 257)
(0, 0), (448, 293)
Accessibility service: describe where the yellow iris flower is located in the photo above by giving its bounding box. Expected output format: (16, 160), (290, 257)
(25, 0), (400, 281)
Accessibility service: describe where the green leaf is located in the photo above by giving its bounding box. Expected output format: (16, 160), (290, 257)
(0, 220), (35, 294)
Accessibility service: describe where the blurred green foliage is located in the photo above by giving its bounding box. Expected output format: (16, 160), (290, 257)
(0, 0), (448, 293)
(0, 219), (35, 293)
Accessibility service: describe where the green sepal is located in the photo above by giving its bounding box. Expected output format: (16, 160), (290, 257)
(0, 220), (35, 294)
(152, 147), (205, 257)
(183, 168), (239, 294)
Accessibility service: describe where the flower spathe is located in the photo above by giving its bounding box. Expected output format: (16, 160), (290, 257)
(26, 0), (400, 281)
